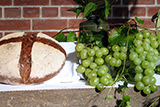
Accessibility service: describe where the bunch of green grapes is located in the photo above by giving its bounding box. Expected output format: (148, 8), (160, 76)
(75, 43), (114, 91)
(129, 30), (159, 95)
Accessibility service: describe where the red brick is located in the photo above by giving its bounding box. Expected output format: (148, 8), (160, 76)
(0, 0), (12, 5)
(139, 18), (155, 28)
(42, 7), (58, 17)
(61, 7), (76, 17)
(33, 19), (67, 30)
(148, 7), (160, 16)
(14, 0), (49, 5)
(112, 7), (129, 17)
(130, 7), (146, 17)
(0, 20), (30, 30)
(157, 0), (160, 4)
(52, 0), (77, 5)
(123, 0), (155, 5)
(4, 8), (21, 18)
(69, 19), (86, 29)
(0, 8), (2, 18)
(0, 32), (2, 38)
(23, 7), (40, 18)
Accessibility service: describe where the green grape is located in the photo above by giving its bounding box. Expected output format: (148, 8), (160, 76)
(144, 68), (154, 77)
(139, 53), (146, 61)
(95, 57), (104, 66)
(93, 46), (99, 51)
(158, 39), (160, 45)
(148, 62), (156, 69)
(77, 65), (86, 74)
(100, 47), (109, 55)
(151, 40), (158, 49)
(88, 71), (97, 79)
(153, 49), (159, 56)
(92, 68), (99, 72)
(107, 79), (114, 86)
(146, 53), (153, 62)
(87, 48), (95, 57)
(96, 83), (104, 91)
(143, 42), (150, 51)
(133, 57), (142, 65)
(143, 30), (150, 38)
(85, 68), (92, 77)
(153, 55), (159, 63)
(135, 46), (144, 54)
(100, 76), (109, 85)
(97, 68), (108, 77)
(150, 76), (156, 85)
(129, 52), (138, 61)
(89, 62), (97, 69)
(141, 60), (149, 69)
(75, 43), (85, 52)
(113, 52), (120, 59)
(150, 84), (158, 92)
(80, 49), (88, 59)
(143, 86), (151, 95)
(144, 38), (151, 44)
(87, 56), (94, 62)
(76, 52), (80, 58)
(149, 34), (157, 42)
(142, 76), (151, 86)
(112, 45), (120, 52)
(134, 39), (142, 47)
(136, 81), (144, 90)
(99, 65), (109, 72)
(135, 65), (143, 73)
(89, 77), (99, 86)
(120, 46), (127, 52)
(109, 58), (117, 66)
(105, 55), (112, 63)
(119, 52), (126, 60)
(115, 59), (122, 67)
(134, 73), (143, 82)
(95, 49), (103, 58)
(105, 73), (112, 80)
(82, 59), (90, 67)
(136, 32), (143, 40)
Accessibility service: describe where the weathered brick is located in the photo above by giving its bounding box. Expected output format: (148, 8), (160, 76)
(4, 8), (21, 18)
(42, 7), (58, 17)
(0, 0), (12, 6)
(148, 7), (160, 16)
(112, 7), (129, 17)
(52, 0), (77, 5)
(130, 7), (146, 17)
(14, 0), (49, 5)
(0, 8), (2, 18)
(61, 7), (76, 17)
(123, 0), (155, 5)
(23, 7), (40, 18)
(33, 19), (67, 30)
(0, 20), (30, 30)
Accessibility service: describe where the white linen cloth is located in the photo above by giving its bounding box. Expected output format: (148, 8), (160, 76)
(0, 42), (160, 92)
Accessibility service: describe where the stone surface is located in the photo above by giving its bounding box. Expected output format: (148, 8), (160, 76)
(0, 87), (160, 107)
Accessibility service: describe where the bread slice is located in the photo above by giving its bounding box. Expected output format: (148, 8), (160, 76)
(0, 32), (66, 85)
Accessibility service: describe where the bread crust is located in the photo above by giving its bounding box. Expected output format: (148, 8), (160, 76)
(0, 32), (66, 85)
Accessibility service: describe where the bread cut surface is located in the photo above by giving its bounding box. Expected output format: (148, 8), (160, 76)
(0, 32), (66, 85)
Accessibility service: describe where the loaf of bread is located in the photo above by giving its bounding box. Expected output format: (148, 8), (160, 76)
(0, 32), (66, 85)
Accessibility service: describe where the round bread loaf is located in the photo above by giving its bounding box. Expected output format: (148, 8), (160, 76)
(0, 32), (66, 85)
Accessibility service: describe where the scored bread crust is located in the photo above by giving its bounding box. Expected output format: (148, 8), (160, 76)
(0, 32), (66, 85)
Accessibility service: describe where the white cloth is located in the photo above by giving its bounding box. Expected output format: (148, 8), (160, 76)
(0, 42), (160, 92)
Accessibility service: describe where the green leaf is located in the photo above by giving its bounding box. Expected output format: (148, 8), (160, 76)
(117, 81), (128, 94)
(67, 7), (83, 18)
(104, 0), (110, 19)
(56, 32), (66, 42)
(123, 95), (131, 101)
(108, 28), (121, 45)
(76, 8), (83, 18)
(106, 95), (114, 99)
(83, 2), (98, 19)
(135, 17), (144, 25)
(66, 31), (77, 42)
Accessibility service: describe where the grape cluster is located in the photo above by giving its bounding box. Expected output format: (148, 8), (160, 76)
(129, 30), (159, 95)
(75, 43), (113, 91)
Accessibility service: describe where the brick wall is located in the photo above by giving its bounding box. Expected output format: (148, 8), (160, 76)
(0, 0), (159, 37)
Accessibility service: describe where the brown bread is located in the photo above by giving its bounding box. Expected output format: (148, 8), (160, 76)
(0, 32), (66, 85)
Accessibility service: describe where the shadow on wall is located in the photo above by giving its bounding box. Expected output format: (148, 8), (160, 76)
(108, 0), (138, 28)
